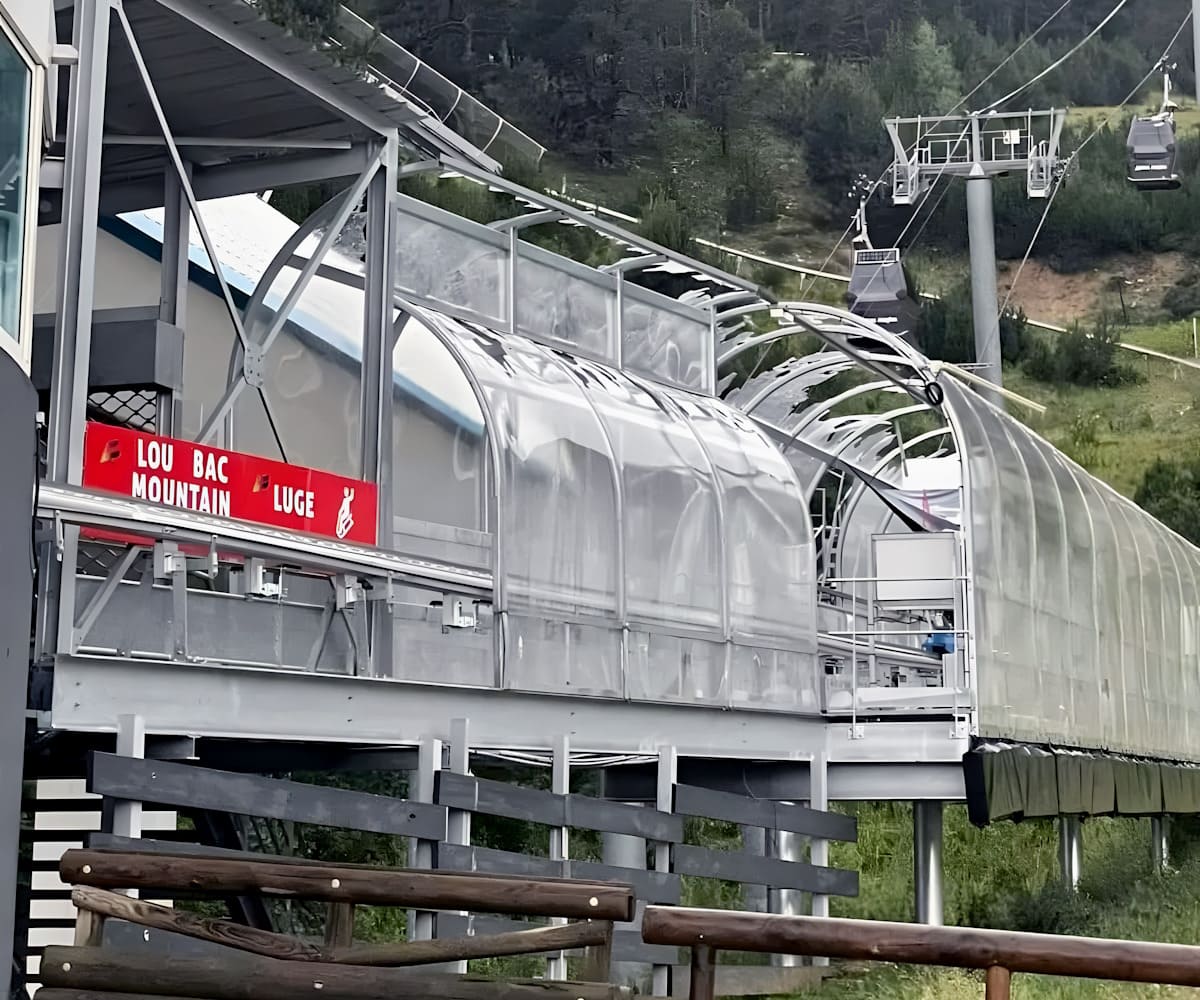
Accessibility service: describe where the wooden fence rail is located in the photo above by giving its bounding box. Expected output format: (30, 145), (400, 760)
(641, 905), (1200, 999)
(62, 848), (634, 921)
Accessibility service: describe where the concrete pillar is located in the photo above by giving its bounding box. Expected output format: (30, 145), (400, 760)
(914, 801), (944, 926)
(966, 166), (1003, 403)
(1058, 816), (1082, 890)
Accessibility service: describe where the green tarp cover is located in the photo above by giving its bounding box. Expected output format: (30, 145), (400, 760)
(1160, 764), (1200, 813)
(1054, 754), (1089, 815)
(963, 745), (1188, 826)
(980, 747), (1025, 822)
(1022, 748), (1060, 818)
(1087, 756), (1116, 816)
(1113, 758), (1162, 815)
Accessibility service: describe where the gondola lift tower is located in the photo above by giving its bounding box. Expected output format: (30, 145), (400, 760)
(882, 109), (1067, 402)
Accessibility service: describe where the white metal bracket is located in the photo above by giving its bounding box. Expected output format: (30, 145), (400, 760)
(441, 595), (478, 630)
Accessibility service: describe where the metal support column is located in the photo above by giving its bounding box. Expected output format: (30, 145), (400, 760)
(409, 738), (441, 942)
(360, 136), (397, 677)
(603, 822), (647, 990)
(768, 814), (803, 968)
(966, 166), (1002, 398)
(1058, 815), (1082, 890)
(809, 755), (831, 967)
(1193, 0), (1200, 106)
(48, 0), (111, 483)
(1152, 816), (1170, 872)
(157, 166), (190, 436)
(652, 747), (677, 997)
(110, 714), (146, 841)
(914, 801), (944, 926)
(547, 736), (570, 982)
(446, 720), (470, 973)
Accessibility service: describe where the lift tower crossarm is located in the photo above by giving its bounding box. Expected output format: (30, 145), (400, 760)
(882, 109), (1068, 400)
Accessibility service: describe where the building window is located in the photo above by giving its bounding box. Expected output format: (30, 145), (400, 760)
(0, 20), (32, 360)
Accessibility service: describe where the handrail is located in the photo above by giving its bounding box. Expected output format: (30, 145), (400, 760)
(641, 906), (1200, 999)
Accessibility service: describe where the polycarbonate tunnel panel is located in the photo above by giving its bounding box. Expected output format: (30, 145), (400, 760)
(666, 390), (817, 652)
(943, 378), (1200, 760)
(558, 356), (723, 632)
(401, 304), (819, 710)
(446, 323), (620, 621)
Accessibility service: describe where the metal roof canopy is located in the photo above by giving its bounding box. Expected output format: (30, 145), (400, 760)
(48, 0), (507, 218)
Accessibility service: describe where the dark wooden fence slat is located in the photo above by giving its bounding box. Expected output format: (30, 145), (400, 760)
(672, 784), (856, 843)
(671, 845), (858, 897)
(773, 801), (857, 843)
(435, 773), (682, 843)
(87, 754), (447, 841)
(437, 845), (682, 906)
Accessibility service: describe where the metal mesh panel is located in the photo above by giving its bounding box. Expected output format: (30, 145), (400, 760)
(87, 389), (157, 432)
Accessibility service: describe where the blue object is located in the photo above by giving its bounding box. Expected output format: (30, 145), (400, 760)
(922, 632), (955, 656)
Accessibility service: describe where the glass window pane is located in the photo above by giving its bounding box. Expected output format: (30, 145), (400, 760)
(623, 289), (711, 392)
(0, 32), (31, 345)
(394, 201), (508, 326)
(515, 246), (614, 360)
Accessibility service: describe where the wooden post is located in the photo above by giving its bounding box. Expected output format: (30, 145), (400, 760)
(689, 945), (716, 1000)
(72, 908), (105, 947)
(580, 920), (614, 983)
(325, 903), (356, 949)
(985, 966), (1011, 999)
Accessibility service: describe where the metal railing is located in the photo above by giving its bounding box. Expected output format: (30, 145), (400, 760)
(642, 906), (1200, 999)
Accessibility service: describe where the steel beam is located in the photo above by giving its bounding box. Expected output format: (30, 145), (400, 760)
(914, 801), (944, 926)
(98, 148), (375, 215)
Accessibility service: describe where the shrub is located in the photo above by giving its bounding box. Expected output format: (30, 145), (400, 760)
(1023, 314), (1143, 388)
(1163, 271), (1200, 320)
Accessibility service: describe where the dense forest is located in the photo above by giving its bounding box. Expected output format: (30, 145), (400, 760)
(261, 0), (1200, 263)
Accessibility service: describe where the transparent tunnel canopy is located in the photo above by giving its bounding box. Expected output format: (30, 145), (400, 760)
(403, 303), (819, 710)
(942, 379), (1200, 761)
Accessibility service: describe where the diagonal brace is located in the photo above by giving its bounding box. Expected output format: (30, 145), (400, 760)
(196, 149), (385, 446)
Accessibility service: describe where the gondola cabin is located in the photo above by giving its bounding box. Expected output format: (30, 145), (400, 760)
(1126, 115), (1181, 191)
(846, 247), (919, 343)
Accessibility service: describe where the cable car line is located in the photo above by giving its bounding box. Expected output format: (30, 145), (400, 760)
(984, 0), (1131, 112)
(803, 0), (1077, 297)
(995, 9), (1194, 330)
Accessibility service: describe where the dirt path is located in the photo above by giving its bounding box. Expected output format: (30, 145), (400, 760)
(999, 252), (1189, 324)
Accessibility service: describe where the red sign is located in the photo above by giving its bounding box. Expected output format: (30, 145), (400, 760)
(82, 422), (378, 546)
